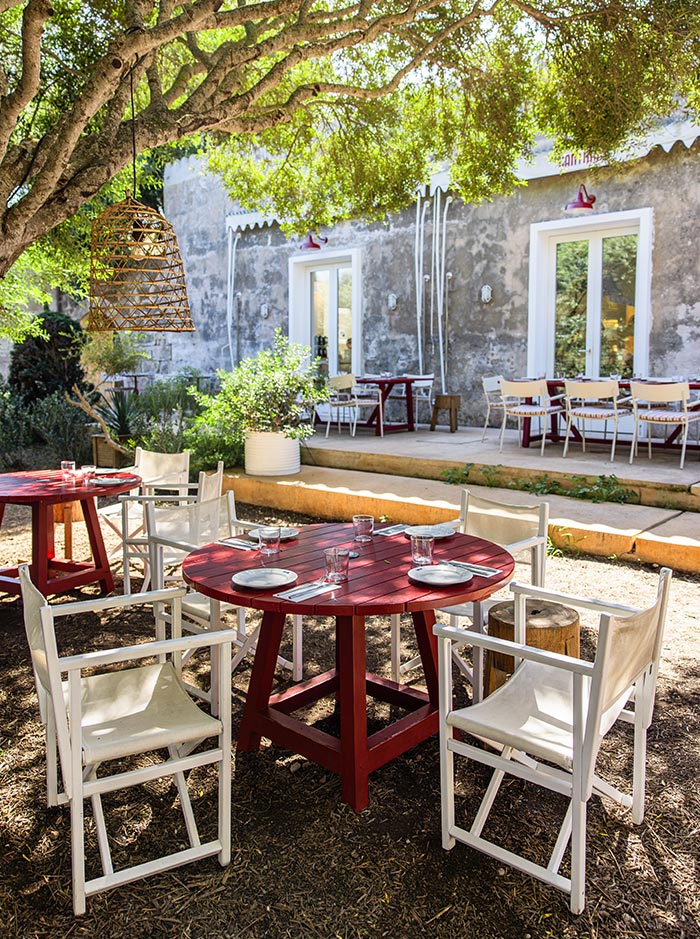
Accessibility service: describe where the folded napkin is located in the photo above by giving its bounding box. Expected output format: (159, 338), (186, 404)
(274, 581), (336, 602)
(375, 524), (408, 536)
(216, 538), (257, 551)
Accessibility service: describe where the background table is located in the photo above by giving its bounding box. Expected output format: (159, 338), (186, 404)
(356, 376), (420, 434)
(0, 470), (141, 596)
(183, 522), (514, 812)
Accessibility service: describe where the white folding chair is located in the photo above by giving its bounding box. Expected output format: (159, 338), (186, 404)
(18, 564), (233, 916)
(499, 379), (564, 456)
(325, 374), (356, 436)
(390, 489), (549, 699)
(481, 375), (505, 441)
(146, 492), (303, 686)
(563, 379), (631, 462)
(435, 568), (672, 914)
(97, 447), (192, 592)
(392, 374), (434, 425)
(629, 380), (700, 470)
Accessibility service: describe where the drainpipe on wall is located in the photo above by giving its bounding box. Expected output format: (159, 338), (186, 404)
(225, 227), (241, 371)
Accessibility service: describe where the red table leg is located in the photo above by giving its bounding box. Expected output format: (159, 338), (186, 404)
(30, 502), (52, 595)
(238, 611), (287, 752)
(336, 614), (370, 812)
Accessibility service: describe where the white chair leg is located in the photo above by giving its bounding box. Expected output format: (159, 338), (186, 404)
(569, 798), (587, 914)
(563, 415), (572, 457)
(631, 708), (647, 824)
(481, 406), (490, 442)
(499, 410), (508, 451)
(680, 422), (689, 470)
(390, 613), (401, 683)
(292, 613), (303, 682)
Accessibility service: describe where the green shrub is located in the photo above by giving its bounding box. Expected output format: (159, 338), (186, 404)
(8, 310), (87, 400)
(0, 385), (34, 468)
(30, 391), (93, 464)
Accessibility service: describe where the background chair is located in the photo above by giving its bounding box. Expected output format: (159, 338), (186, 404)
(435, 568), (672, 914)
(19, 564), (233, 916)
(390, 488), (548, 700)
(499, 379), (564, 455)
(481, 374), (505, 441)
(147, 491), (304, 687)
(629, 380), (700, 470)
(325, 374), (384, 437)
(392, 374), (434, 426)
(563, 379), (630, 462)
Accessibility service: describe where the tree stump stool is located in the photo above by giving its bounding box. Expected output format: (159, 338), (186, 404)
(430, 393), (461, 432)
(53, 501), (83, 560)
(484, 599), (580, 696)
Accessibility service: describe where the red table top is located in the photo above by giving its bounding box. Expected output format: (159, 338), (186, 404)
(183, 522), (514, 618)
(0, 470), (142, 505)
(356, 375), (420, 386)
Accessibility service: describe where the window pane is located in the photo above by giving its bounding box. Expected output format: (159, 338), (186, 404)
(337, 267), (352, 373)
(554, 240), (589, 377)
(601, 234), (637, 378)
(311, 270), (330, 376)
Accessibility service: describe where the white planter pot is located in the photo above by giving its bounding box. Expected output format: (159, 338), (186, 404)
(244, 431), (301, 476)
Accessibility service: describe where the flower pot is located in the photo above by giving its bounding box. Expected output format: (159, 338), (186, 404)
(244, 431), (300, 476)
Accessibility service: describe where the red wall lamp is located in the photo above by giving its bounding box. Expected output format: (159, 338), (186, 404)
(564, 184), (596, 215)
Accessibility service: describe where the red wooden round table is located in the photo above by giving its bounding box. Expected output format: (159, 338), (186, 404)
(183, 521), (514, 812)
(0, 470), (141, 596)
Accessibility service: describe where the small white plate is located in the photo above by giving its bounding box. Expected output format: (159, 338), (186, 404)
(404, 525), (456, 540)
(408, 564), (473, 587)
(251, 526), (299, 542)
(231, 568), (298, 589)
(95, 476), (139, 487)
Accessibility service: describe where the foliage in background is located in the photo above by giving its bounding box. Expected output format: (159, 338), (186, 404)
(132, 371), (203, 455)
(94, 390), (141, 439)
(30, 392), (93, 466)
(7, 311), (87, 400)
(191, 331), (328, 447)
(80, 331), (151, 385)
(0, 383), (34, 468)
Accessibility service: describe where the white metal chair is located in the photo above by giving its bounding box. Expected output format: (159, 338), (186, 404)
(392, 374), (434, 425)
(499, 379), (564, 456)
(97, 447), (192, 592)
(325, 374), (384, 437)
(390, 489), (548, 700)
(435, 567), (672, 914)
(481, 375), (505, 441)
(18, 563), (233, 916)
(146, 492), (303, 686)
(629, 380), (700, 470)
(563, 379), (631, 462)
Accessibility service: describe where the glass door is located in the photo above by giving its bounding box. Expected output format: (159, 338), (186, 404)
(554, 231), (638, 378)
(310, 264), (353, 377)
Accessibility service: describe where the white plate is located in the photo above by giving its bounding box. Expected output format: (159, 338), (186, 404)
(408, 564), (473, 587)
(404, 525), (456, 540)
(231, 568), (298, 589)
(95, 476), (140, 487)
(251, 526), (299, 542)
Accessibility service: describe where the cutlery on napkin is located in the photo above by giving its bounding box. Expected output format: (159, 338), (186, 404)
(447, 560), (503, 577)
(375, 524), (408, 536)
(216, 538), (257, 551)
(275, 581), (336, 601)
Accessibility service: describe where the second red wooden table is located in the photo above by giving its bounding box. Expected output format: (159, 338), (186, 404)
(183, 522), (514, 812)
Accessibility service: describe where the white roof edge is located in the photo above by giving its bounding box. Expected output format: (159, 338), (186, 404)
(226, 211), (276, 232)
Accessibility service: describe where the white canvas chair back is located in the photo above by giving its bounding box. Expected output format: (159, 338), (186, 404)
(435, 567), (672, 914)
(628, 380), (700, 469)
(563, 380), (628, 462)
(18, 564), (233, 915)
(481, 374), (504, 440)
(499, 379), (563, 455)
(133, 446), (190, 491)
(196, 460), (224, 502)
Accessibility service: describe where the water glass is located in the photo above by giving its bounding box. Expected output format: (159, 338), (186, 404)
(257, 526), (281, 555)
(410, 534), (434, 566)
(80, 464), (96, 485)
(60, 460), (76, 483)
(352, 514), (374, 543)
(324, 547), (350, 583)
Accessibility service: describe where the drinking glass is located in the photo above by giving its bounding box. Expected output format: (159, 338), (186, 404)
(60, 460), (76, 483)
(352, 514), (374, 543)
(80, 464), (96, 485)
(257, 526), (281, 555)
(410, 534), (434, 566)
(324, 547), (350, 583)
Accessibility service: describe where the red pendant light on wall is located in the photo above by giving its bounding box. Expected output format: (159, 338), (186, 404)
(301, 231), (328, 249)
(564, 184), (596, 215)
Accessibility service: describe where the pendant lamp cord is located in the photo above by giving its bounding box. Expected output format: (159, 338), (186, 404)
(130, 64), (137, 197)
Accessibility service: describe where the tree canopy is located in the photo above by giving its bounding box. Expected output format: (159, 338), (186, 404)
(1, 0), (699, 339)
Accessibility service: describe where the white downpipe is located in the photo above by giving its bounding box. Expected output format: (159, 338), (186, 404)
(435, 195), (452, 393)
(414, 196), (430, 373)
(225, 228), (241, 371)
(430, 189), (440, 340)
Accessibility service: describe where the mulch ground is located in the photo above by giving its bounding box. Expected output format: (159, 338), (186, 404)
(0, 500), (699, 939)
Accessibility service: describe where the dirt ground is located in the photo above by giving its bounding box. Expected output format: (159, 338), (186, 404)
(0, 499), (698, 939)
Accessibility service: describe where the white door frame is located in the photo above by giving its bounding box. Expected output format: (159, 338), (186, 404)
(527, 208), (653, 378)
(288, 247), (363, 374)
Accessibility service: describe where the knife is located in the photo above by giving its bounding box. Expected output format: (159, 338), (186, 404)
(275, 581), (336, 601)
(447, 560), (503, 577)
(216, 538), (257, 551)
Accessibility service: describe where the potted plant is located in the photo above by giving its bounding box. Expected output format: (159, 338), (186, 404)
(191, 330), (328, 476)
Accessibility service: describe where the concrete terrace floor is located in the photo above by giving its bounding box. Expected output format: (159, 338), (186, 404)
(226, 422), (700, 573)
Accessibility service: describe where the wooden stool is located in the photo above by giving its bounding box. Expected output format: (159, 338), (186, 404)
(430, 393), (461, 432)
(53, 501), (83, 560)
(484, 599), (580, 696)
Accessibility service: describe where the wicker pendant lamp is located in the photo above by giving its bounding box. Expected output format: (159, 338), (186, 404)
(87, 65), (194, 332)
